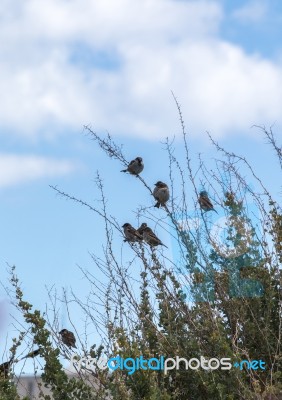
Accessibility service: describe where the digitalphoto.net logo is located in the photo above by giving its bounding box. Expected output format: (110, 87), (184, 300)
(70, 355), (266, 376)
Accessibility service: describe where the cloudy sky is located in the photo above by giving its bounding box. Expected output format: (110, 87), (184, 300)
(1, 0), (282, 367)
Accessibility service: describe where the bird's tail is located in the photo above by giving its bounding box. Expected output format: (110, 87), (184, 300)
(154, 202), (160, 208)
(19, 349), (41, 361)
(120, 169), (127, 173)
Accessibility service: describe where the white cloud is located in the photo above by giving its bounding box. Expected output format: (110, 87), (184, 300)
(0, 154), (76, 188)
(0, 0), (281, 140)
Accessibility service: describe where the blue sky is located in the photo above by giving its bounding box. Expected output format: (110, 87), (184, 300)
(1, 0), (282, 370)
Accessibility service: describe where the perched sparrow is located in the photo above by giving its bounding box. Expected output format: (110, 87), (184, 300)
(0, 358), (13, 378)
(59, 329), (77, 349)
(121, 157), (144, 175)
(137, 222), (148, 236)
(142, 226), (168, 248)
(153, 181), (170, 208)
(21, 348), (41, 360)
(122, 223), (143, 243)
(198, 191), (218, 214)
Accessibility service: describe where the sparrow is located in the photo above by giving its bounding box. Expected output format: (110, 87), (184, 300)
(142, 226), (168, 248)
(0, 357), (13, 378)
(122, 223), (143, 243)
(59, 329), (77, 349)
(121, 157), (144, 175)
(137, 222), (148, 236)
(20, 348), (41, 361)
(198, 191), (218, 214)
(153, 181), (170, 208)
